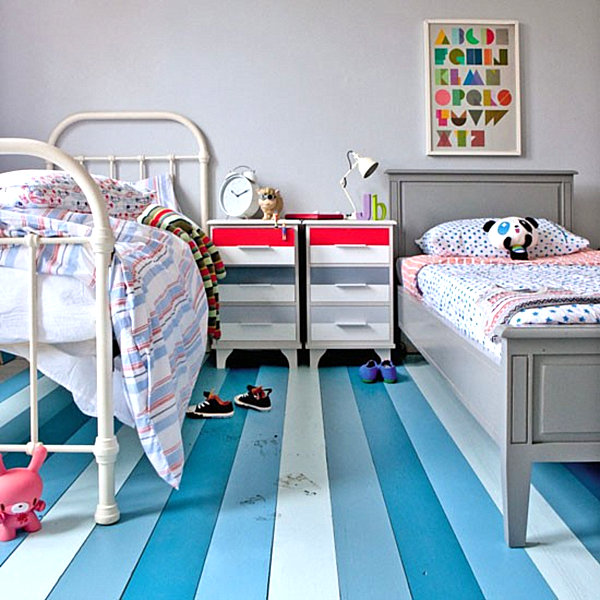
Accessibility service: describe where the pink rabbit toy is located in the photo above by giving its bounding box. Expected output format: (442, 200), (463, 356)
(0, 445), (47, 542)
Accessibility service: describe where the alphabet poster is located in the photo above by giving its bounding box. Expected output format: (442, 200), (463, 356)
(425, 20), (521, 155)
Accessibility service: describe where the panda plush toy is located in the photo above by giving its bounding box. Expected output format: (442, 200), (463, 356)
(483, 216), (539, 260)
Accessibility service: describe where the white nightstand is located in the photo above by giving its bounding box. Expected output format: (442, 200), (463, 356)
(304, 220), (396, 367)
(208, 219), (302, 368)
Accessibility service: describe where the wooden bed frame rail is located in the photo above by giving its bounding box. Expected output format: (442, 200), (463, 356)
(389, 169), (600, 547)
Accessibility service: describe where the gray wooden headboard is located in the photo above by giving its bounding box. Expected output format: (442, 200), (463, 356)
(386, 170), (576, 258)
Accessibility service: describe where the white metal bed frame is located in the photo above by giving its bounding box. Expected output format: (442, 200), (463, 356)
(0, 111), (210, 525)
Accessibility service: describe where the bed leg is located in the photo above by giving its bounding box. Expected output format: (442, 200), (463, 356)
(93, 435), (120, 525)
(501, 448), (531, 547)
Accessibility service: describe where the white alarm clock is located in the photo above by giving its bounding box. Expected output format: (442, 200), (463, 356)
(219, 166), (259, 217)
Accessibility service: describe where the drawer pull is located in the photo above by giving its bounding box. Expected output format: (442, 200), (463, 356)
(238, 245), (273, 250)
(238, 283), (273, 288)
(334, 283), (368, 288)
(240, 322), (274, 327)
(334, 244), (368, 248)
(335, 321), (369, 327)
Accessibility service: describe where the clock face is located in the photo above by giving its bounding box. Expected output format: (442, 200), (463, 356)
(221, 175), (256, 217)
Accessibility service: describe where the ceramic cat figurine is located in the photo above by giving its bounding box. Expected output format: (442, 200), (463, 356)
(258, 187), (283, 220)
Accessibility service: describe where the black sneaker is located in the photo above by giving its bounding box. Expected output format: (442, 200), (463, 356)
(234, 385), (272, 412)
(186, 391), (234, 419)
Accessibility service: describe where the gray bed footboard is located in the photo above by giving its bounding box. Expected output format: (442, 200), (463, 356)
(501, 326), (600, 546)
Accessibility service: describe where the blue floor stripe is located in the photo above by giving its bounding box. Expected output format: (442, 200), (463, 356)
(195, 366), (288, 600)
(0, 402), (104, 565)
(121, 368), (257, 600)
(319, 367), (412, 600)
(0, 368), (42, 403)
(388, 367), (554, 600)
(566, 463), (600, 502)
(533, 463), (600, 561)
(0, 386), (78, 465)
(348, 367), (484, 599)
(47, 363), (227, 600)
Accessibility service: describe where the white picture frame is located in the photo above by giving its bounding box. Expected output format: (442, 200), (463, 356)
(424, 19), (521, 156)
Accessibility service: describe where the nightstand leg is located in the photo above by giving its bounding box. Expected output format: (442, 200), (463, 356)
(376, 349), (391, 362)
(281, 350), (298, 369)
(309, 349), (327, 368)
(215, 349), (232, 369)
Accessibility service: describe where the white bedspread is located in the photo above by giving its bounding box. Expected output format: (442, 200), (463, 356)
(0, 267), (96, 343)
(416, 262), (600, 360)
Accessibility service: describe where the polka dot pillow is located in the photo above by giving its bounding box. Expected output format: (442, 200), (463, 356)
(416, 217), (589, 258)
(0, 170), (178, 220)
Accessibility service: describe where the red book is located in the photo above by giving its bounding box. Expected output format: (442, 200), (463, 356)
(285, 212), (345, 220)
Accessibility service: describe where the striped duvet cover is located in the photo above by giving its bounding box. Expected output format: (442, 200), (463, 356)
(0, 206), (208, 487)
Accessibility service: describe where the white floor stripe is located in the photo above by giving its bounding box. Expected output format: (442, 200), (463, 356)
(0, 425), (143, 600)
(268, 367), (340, 600)
(0, 376), (59, 425)
(406, 360), (600, 600)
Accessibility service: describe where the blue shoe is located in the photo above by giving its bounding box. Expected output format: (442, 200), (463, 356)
(359, 360), (379, 383)
(379, 359), (397, 383)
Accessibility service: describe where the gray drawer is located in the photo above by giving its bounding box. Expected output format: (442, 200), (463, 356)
(221, 304), (297, 324)
(224, 266), (296, 285)
(310, 266), (389, 285)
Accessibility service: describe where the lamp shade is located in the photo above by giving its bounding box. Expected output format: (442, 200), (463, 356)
(355, 154), (379, 179)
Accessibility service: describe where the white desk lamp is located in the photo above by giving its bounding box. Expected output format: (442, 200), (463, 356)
(339, 150), (379, 218)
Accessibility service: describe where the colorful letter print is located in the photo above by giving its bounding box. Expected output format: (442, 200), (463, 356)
(426, 20), (521, 155)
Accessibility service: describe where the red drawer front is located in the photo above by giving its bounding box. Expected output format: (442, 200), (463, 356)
(309, 227), (389, 246)
(212, 227), (295, 247)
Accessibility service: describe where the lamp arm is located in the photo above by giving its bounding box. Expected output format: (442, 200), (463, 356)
(346, 149), (357, 170)
(341, 185), (358, 216)
(339, 167), (354, 188)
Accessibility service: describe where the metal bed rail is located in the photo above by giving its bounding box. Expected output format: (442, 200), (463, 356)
(0, 138), (119, 525)
(47, 111), (211, 230)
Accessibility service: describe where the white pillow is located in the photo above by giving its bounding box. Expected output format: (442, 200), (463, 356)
(416, 217), (589, 258)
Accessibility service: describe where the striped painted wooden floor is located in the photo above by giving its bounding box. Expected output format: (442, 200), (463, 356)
(0, 355), (600, 599)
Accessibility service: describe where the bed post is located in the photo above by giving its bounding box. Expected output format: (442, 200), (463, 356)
(501, 447), (532, 547)
(501, 341), (531, 547)
(92, 231), (120, 525)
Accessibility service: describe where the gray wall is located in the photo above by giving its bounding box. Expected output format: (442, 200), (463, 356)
(1, 0), (599, 244)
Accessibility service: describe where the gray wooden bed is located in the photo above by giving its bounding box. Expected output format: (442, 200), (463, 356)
(387, 170), (600, 547)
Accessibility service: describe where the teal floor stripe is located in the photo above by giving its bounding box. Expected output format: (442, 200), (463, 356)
(348, 367), (484, 599)
(194, 366), (288, 600)
(0, 352), (15, 363)
(319, 367), (412, 600)
(533, 463), (600, 561)
(388, 367), (554, 600)
(121, 368), (257, 600)
(47, 363), (227, 600)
